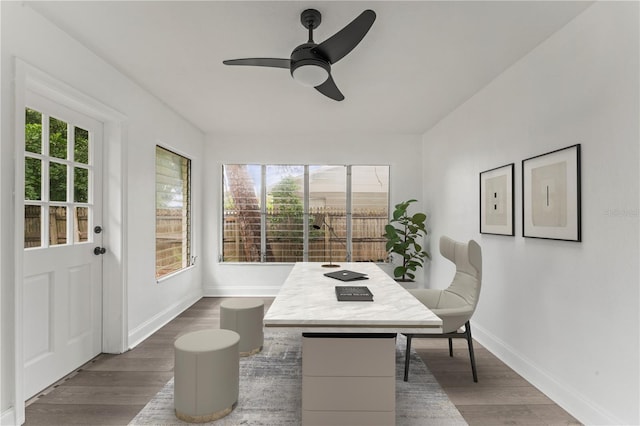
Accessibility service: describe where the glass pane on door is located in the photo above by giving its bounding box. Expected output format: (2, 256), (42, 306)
(49, 206), (67, 246)
(74, 126), (89, 164)
(74, 167), (89, 203)
(74, 207), (89, 243)
(25, 108), (42, 154)
(49, 162), (67, 202)
(49, 116), (68, 160)
(24, 205), (42, 248)
(25, 157), (42, 200)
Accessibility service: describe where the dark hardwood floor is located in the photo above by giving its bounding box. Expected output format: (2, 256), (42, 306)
(24, 297), (581, 425)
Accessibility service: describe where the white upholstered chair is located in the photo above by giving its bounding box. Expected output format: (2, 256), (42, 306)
(404, 236), (482, 382)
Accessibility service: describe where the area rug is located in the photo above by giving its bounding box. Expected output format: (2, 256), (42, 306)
(129, 331), (466, 425)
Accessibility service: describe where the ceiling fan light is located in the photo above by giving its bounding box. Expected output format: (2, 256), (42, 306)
(292, 64), (329, 87)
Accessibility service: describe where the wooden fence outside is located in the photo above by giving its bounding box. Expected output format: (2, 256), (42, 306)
(24, 205), (88, 248)
(25, 205), (388, 265)
(223, 207), (389, 263)
(156, 208), (189, 277)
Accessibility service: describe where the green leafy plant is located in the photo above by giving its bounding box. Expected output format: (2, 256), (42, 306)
(383, 199), (430, 281)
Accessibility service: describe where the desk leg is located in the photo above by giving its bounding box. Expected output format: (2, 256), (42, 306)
(301, 333), (396, 426)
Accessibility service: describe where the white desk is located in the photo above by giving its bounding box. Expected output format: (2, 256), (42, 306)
(264, 262), (442, 425)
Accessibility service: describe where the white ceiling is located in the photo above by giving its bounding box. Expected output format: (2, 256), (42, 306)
(28, 1), (592, 136)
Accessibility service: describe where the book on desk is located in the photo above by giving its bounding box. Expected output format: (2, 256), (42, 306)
(335, 286), (374, 302)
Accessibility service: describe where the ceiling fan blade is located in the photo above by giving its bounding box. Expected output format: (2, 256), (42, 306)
(315, 75), (345, 101)
(223, 58), (290, 69)
(316, 10), (376, 64)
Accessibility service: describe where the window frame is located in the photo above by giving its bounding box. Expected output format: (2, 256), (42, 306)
(155, 144), (193, 280)
(221, 164), (390, 264)
(23, 104), (96, 250)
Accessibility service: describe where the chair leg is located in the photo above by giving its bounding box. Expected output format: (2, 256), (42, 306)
(404, 334), (413, 382)
(448, 337), (453, 357)
(465, 321), (478, 382)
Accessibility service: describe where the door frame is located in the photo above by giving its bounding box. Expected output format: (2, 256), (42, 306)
(12, 59), (129, 424)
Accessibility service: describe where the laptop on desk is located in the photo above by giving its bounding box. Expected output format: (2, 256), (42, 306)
(324, 269), (369, 282)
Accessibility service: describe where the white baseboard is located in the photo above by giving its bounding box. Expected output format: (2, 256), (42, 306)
(1, 407), (18, 426)
(203, 285), (281, 297)
(472, 323), (625, 426)
(127, 290), (202, 349)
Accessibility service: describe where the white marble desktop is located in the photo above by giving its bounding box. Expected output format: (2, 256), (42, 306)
(264, 262), (443, 334)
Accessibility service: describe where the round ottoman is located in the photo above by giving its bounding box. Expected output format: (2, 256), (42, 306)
(220, 298), (264, 356)
(174, 329), (240, 423)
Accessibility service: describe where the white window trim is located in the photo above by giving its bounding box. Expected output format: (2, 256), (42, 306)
(155, 143), (193, 279)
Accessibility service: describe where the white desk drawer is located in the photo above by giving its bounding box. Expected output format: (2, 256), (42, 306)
(302, 334), (396, 377)
(302, 376), (395, 411)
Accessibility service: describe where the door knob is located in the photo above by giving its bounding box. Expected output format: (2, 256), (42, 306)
(94, 247), (107, 255)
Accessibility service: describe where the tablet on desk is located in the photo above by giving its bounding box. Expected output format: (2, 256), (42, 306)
(324, 269), (369, 282)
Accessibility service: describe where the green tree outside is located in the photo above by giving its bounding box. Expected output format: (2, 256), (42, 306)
(24, 108), (89, 203)
(268, 176), (304, 237)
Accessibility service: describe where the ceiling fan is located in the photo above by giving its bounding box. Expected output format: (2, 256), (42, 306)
(223, 8), (376, 101)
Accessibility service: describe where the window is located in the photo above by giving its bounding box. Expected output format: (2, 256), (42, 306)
(267, 165), (305, 262)
(156, 146), (192, 278)
(351, 166), (389, 262)
(24, 107), (92, 248)
(222, 165), (389, 263)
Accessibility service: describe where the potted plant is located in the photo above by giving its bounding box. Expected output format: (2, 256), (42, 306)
(383, 199), (430, 281)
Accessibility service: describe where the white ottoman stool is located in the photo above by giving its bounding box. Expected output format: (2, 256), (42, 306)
(220, 298), (264, 356)
(174, 329), (240, 423)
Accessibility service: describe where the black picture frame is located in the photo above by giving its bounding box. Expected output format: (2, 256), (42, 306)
(522, 144), (581, 241)
(479, 163), (515, 236)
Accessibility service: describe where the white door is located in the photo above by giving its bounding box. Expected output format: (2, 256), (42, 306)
(22, 91), (104, 399)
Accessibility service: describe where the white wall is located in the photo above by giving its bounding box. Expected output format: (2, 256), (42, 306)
(422, 2), (638, 425)
(1, 2), (205, 422)
(202, 133), (425, 295)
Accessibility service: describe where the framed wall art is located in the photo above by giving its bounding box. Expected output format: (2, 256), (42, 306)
(522, 144), (581, 241)
(480, 163), (514, 236)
